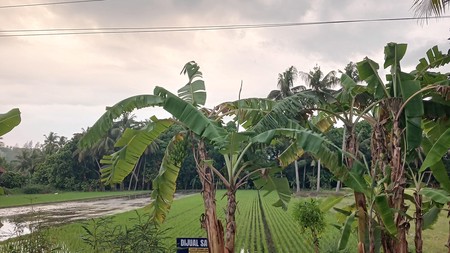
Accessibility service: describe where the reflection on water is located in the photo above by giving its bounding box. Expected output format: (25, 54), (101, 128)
(0, 219), (31, 241)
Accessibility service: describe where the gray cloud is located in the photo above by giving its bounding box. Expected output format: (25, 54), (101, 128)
(0, 0), (448, 146)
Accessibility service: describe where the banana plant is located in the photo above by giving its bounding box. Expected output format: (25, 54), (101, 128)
(80, 61), (337, 253)
(356, 43), (450, 253)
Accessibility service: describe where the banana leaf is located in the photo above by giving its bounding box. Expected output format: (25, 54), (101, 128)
(420, 188), (450, 204)
(149, 133), (188, 224)
(99, 119), (173, 184)
(374, 194), (397, 235)
(0, 108), (21, 137)
(338, 212), (356, 250)
(178, 61), (206, 106)
(253, 171), (291, 210)
(79, 95), (164, 148)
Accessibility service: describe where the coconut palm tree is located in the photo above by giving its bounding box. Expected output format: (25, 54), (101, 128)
(413, 0), (449, 18)
(268, 66), (306, 100)
(298, 65), (340, 191)
(268, 66), (307, 193)
(300, 65), (340, 92)
(43, 132), (61, 154)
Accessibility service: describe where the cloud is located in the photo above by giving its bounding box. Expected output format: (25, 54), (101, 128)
(0, 0), (448, 146)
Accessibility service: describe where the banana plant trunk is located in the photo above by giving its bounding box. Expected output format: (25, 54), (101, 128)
(414, 191), (423, 253)
(197, 140), (225, 253)
(372, 119), (396, 253)
(345, 125), (368, 253)
(391, 120), (408, 253)
(447, 203), (450, 253)
(225, 188), (237, 253)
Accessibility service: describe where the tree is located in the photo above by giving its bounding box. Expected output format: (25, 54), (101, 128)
(299, 65), (340, 192)
(299, 65), (340, 92)
(43, 132), (64, 155)
(413, 0), (449, 18)
(274, 43), (450, 253)
(267, 66), (307, 193)
(293, 199), (325, 253)
(268, 66), (305, 100)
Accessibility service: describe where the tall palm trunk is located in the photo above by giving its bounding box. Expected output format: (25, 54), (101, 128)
(225, 188), (237, 253)
(316, 159), (321, 192)
(197, 140), (224, 253)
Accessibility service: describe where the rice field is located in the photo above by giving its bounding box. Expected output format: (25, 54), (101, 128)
(158, 190), (356, 252)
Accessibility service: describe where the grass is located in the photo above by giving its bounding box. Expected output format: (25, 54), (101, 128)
(0, 191), (150, 208)
(47, 190), (357, 252)
(3, 189), (449, 252)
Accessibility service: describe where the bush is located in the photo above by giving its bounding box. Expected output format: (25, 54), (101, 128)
(0, 171), (27, 189)
(82, 211), (173, 253)
(293, 199), (325, 253)
(22, 184), (54, 194)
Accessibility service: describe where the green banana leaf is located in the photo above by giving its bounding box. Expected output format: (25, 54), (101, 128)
(178, 61), (206, 106)
(420, 128), (450, 172)
(253, 173), (291, 210)
(154, 86), (226, 142)
(420, 188), (450, 204)
(215, 98), (277, 130)
(320, 195), (345, 212)
(99, 119), (173, 184)
(251, 91), (318, 133)
(0, 108), (21, 137)
(384, 43), (407, 69)
(421, 136), (450, 192)
(278, 142), (304, 166)
(374, 194), (397, 235)
(400, 79), (424, 150)
(416, 45), (450, 76)
(357, 58), (386, 99)
(79, 95), (164, 148)
(253, 126), (367, 193)
(149, 133), (188, 224)
(338, 212), (356, 250)
(423, 206), (441, 229)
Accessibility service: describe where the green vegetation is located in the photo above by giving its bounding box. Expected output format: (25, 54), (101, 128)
(0, 40), (449, 253)
(292, 199), (325, 253)
(38, 191), (358, 253)
(0, 191), (149, 208)
(4, 190), (450, 252)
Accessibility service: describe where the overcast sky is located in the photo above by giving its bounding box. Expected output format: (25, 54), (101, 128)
(0, 0), (449, 147)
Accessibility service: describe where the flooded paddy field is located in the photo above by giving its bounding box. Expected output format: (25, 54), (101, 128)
(0, 194), (164, 241)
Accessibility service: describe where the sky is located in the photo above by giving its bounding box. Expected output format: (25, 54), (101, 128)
(0, 0), (449, 147)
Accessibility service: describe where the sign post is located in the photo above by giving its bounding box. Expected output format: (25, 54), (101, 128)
(176, 238), (209, 253)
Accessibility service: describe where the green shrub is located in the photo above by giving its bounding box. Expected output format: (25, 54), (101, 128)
(0, 171), (27, 189)
(22, 184), (54, 194)
(293, 199), (325, 253)
(82, 211), (173, 253)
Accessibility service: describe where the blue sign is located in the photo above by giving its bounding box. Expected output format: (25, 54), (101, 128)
(177, 238), (208, 248)
(176, 238), (208, 253)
